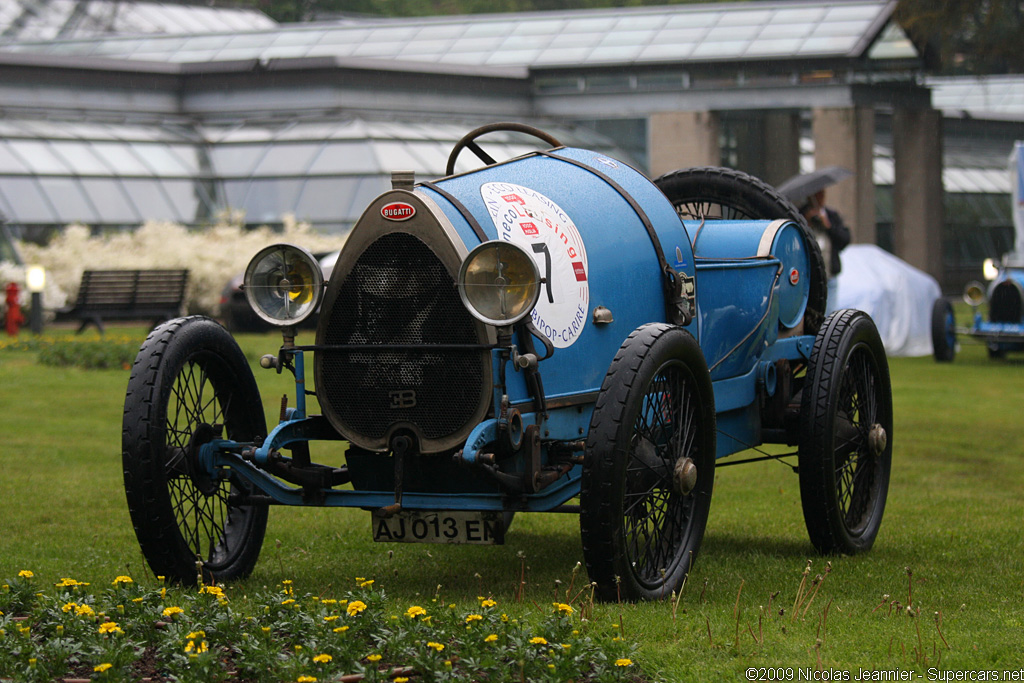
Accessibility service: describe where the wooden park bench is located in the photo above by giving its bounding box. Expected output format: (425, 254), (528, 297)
(56, 269), (189, 333)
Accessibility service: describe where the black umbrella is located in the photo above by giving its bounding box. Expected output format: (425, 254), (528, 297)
(776, 166), (853, 204)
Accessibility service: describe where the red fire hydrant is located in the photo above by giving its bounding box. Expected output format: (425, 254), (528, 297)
(5, 281), (25, 336)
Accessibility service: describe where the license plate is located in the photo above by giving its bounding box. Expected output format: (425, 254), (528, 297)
(371, 509), (505, 545)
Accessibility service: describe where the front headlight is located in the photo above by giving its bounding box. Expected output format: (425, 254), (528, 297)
(458, 240), (540, 327)
(244, 243), (324, 326)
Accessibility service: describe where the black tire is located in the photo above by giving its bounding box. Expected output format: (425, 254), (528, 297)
(580, 323), (715, 601)
(654, 166), (828, 335)
(798, 310), (893, 555)
(122, 316), (268, 584)
(930, 298), (956, 362)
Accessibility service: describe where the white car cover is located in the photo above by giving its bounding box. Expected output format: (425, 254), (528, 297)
(834, 244), (942, 357)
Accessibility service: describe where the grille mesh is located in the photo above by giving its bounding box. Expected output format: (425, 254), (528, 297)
(990, 280), (1022, 323)
(318, 233), (486, 443)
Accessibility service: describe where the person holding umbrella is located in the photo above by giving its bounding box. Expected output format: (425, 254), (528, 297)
(777, 167), (852, 315)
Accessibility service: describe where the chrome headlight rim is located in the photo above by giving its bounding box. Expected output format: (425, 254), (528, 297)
(243, 243), (325, 326)
(457, 240), (541, 327)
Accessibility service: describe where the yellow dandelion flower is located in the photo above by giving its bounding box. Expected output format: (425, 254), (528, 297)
(562, 643), (571, 650)
(281, 598), (296, 605)
(162, 606), (184, 618)
(56, 578), (88, 588)
(17, 570), (33, 579)
(333, 625), (350, 633)
(480, 598), (497, 608)
(297, 676), (317, 683)
(427, 641), (445, 652)
(131, 597), (144, 603)
(347, 600), (367, 616)
(262, 627), (272, 633)
(615, 658), (633, 667)
(98, 622), (122, 635)
(112, 576), (133, 586)
(548, 664), (556, 670)
(282, 579), (293, 585)
(366, 654), (382, 662)
(75, 604), (95, 617)
(94, 663), (113, 673)
(553, 602), (573, 615)
(465, 614), (483, 623)
(62, 602), (78, 613)
(484, 634), (498, 642)
(322, 599), (337, 605)
(405, 605), (427, 619)
(185, 630), (206, 640)
(324, 615), (339, 622)
(530, 637), (548, 645)
(395, 678), (410, 683)
(355, 577), (365, 582)
(313, 654), (332, 664)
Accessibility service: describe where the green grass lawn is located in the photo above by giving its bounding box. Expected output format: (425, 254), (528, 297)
(1, 325), (1022, 680)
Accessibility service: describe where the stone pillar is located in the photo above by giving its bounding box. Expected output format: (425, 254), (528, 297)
(893, 107), (944, 281)
(812, 106), (876, 244)
(762, 111), (801, 187)
(648, 110), (720, 176)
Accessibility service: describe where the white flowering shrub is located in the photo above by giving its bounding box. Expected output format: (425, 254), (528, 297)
(17, 215), (345, 317)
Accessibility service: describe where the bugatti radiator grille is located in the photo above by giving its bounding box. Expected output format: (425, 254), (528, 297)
(317, 233), (487, 446)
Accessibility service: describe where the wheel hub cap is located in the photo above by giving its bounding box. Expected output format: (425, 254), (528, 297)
(868, 423), (887, 457)
(673, 457), (697, 495)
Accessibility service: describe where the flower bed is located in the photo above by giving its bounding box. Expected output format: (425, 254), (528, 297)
(0, 570), (639, 683)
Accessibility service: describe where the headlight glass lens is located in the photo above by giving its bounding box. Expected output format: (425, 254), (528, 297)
(244, 244), (324, 325)
(458, 240), (540, 326)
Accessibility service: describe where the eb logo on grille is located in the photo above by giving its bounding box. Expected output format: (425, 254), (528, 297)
(389, 390), (417, 409)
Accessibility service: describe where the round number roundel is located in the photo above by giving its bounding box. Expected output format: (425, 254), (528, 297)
(480, 182), (589, 348)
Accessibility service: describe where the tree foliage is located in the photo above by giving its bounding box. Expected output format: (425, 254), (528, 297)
(894, 0), (1024, 74)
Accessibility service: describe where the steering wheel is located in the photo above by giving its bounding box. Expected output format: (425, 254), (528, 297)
(445, 122), (563, 176)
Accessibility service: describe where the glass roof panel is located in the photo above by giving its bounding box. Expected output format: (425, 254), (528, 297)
(462, 22), (513, 38)
(8, 141), (72, 174)
(251, 143), (324, 176)
(772, 7), (826, 24)
(534, 47), (593, 65)
(664, 13), (717, 29)
(586, 45), (643, 62)
(746, 38), (806, 56)
(0, 143), (30, 173)
(120, 178), (178, 220)
(801, 35), (858, 53)
(598, 30), (657, 47)
(79, 179), (137, 223)
(241, 178), (305, 223)
(307, 142), (378, 174)
(719, 10), (774, 26)
(415, 23), (467, 39)
(823, 5), (879, 21)
(89, 142), (151, 175)
(48, 141), (112, 175)
(209, 145), (267, 176)
(614, 15), (667, 31)
(498, 33), (553, 50)
(36, 177), (98, 223)
(690, 40), (752, 59)
(637, 43), (696, 61)
(759, 23), (813, 39)
(704, 24), (760, 41)
(3, 178), (56, 222)
(447, 37), (502, 52)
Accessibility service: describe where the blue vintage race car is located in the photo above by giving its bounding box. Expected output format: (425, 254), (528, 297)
(122, 123), (893, 601)
(932, 262), (1024, 361)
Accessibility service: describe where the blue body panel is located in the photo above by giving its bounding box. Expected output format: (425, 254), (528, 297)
(418, 148), (697, 401)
